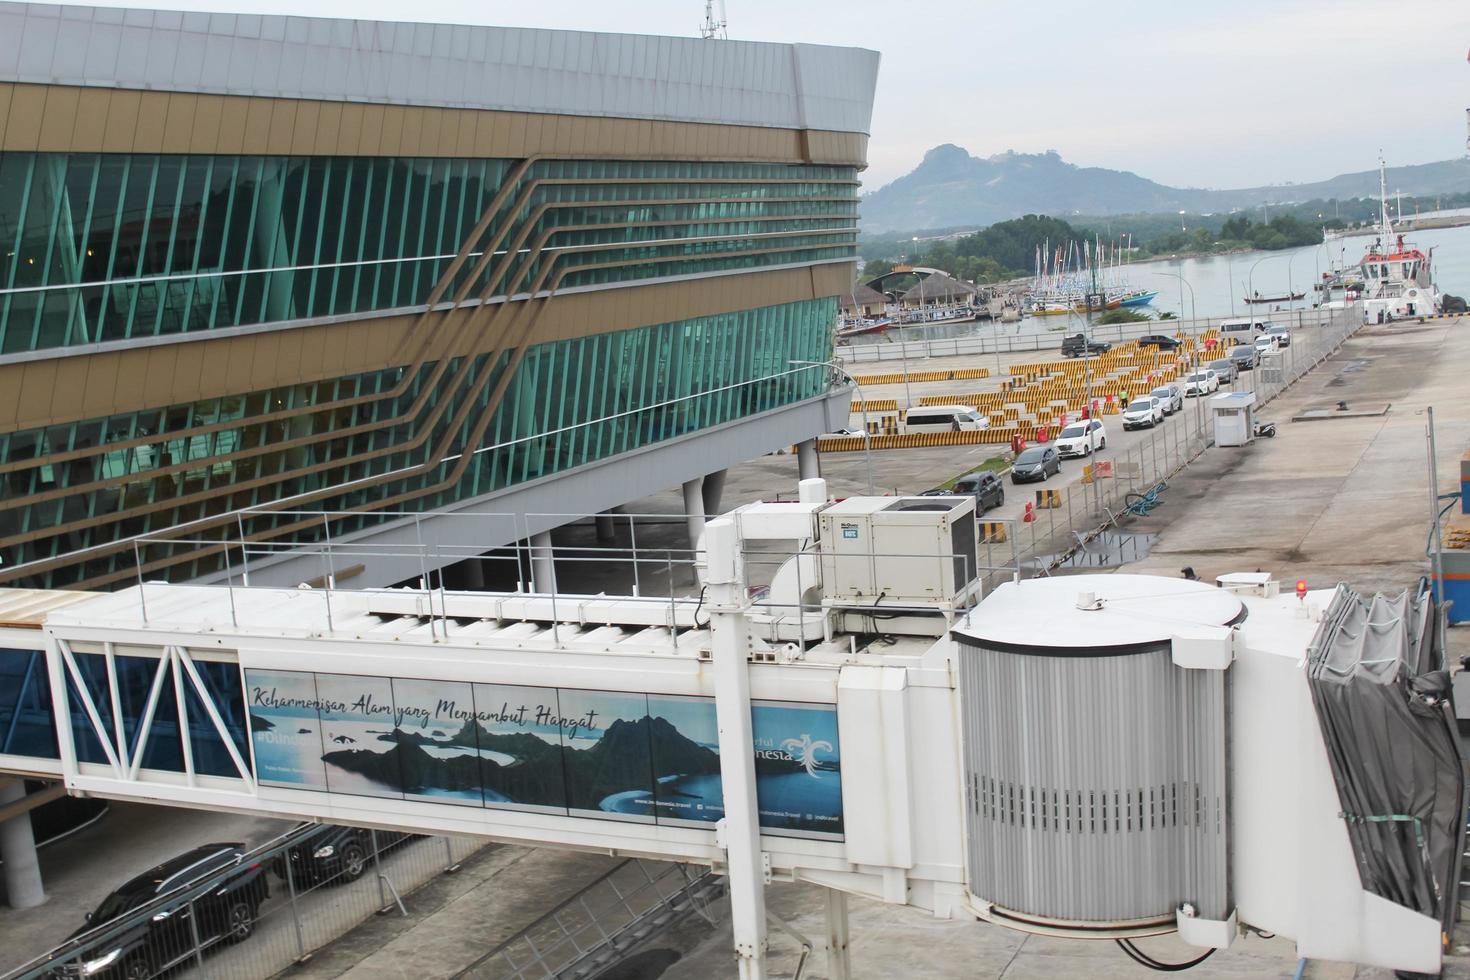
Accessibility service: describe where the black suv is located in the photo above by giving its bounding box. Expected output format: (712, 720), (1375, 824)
(1061, 334), (1111, 357)
(60, 843), (268, 979)
(273, 823), (420, 887)
(1136, 334), (1181, 351)
(923, 472), (1005, 514)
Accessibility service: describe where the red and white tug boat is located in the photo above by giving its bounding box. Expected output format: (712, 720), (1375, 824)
(1360, 158), (1442, 320)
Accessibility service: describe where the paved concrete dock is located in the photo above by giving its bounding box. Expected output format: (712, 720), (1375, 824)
(1115, 316), (1470, 592)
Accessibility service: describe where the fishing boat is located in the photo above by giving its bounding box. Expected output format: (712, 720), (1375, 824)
(1244, 291), (1306, 305)
(1027, 301), (1073, 317)
(1026, 235), (1152, 317)
(836, 317), (892, 339)
(1073, 295), (1121, 312)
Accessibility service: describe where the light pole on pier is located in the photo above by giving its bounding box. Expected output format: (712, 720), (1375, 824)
(1247, 253), (1285, 318)
(1154, 271), (1203, 441)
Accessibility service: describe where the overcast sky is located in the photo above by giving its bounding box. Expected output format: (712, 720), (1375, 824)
(57, 0), (1470, 192)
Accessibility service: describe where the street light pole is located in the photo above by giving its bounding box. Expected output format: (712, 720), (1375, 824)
(1247, 253), (1285, 317)
(1154, 271), (1202, 441)
(1226, 252), (1236, 317)
(1285, 249), (1298, 312)
(1076, 311), (1103, 517)
(790, 359), (875, 495)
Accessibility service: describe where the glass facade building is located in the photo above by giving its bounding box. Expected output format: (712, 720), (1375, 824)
(0, 6), (877, 592)
(0, 154), (857, 354)
(2, 294), (837, 584)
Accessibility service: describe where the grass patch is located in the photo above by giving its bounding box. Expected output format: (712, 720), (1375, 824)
(934, 454), (1010, 490)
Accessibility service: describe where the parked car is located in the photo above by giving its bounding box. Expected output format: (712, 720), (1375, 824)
(1061, 334), (1111, 358)
(903, 404), (990, 434)
(64, 843), (268, 979)
(1121, 396), (1165, 430)
(1183, 370), (1220, 396)
(1207, 358), (1239, 383)
(1010, 446), (1061, 483)
(1229, 345), (1261, 371)
(1262, 323), (1291, 347)
(1149, 384), (1183, 414)
(1253, 333), (1282, 354)
(1053, 419), (1108, 458)
(1137, 334), (1181, 351)
(272, 823), (421, 887)
(922, 471), (1005, 513)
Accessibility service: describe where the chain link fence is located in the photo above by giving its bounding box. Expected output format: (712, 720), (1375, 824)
(4, 823), (485, 980)
(966, 303), (1363, 592)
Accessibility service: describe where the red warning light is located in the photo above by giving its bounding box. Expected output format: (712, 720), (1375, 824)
(1295, 579), (1308, 600)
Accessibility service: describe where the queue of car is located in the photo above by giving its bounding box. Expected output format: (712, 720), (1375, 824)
(904, 323), (1282, 505)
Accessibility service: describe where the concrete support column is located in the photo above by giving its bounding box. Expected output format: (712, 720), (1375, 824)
(594, 513), (616, 544)
(682, 478), (707, 552)
(704, 520), (767, 979)
(701, 469), (728, 517)
(796, 438), (820, 481)
(825, 888), (851, 979)
(529, 531), (556, 594)
(0, 778), (45, 910)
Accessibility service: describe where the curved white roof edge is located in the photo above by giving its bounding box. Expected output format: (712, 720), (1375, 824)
(955, 573), (1245, 650)
(0, 2), (881, 135)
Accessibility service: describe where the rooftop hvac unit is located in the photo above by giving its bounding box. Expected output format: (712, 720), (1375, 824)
(817, 496), (977, 612)
(953, 574), (1242, 937)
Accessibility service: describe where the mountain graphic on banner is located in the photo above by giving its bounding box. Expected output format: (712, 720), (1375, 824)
(321, 714), (721, 810)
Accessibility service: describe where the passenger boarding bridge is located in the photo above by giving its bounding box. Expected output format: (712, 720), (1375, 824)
(0, 481), (1461, 979)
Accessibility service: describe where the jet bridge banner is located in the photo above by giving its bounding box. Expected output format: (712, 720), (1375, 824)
(244, 669), (843, 839)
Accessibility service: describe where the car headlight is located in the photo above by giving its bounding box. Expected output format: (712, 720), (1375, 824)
(81, 948), (122, 975)
(312, 845), (336, 859)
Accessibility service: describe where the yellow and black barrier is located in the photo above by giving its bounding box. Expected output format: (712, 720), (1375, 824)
(1035, 488), (1063, 509)
(816, 428), (1019, 453)
(850, 367), (991, 386)
(979, 521), (1008, 543)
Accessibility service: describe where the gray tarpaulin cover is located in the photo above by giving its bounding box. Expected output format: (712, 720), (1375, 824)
(1307, 584), (1464, 933)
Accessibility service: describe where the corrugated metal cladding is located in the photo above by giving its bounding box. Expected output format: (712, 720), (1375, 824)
(0, 2), (880, 134)
(958, 639), (1228, 926)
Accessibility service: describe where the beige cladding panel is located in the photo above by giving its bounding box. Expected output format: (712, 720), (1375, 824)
(0, 264), (853, 430)
(0, 83), (868, 166)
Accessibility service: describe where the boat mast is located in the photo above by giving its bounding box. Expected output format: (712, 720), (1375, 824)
(1377, 153), (1394, 243)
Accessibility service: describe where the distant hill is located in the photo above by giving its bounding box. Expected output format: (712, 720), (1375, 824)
(860, 145), (1470, 234)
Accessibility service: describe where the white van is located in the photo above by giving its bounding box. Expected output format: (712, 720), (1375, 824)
(903, 405), (990, 434)
(1219, 317), (1270, 340)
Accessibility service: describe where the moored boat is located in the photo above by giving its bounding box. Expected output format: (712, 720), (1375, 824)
(1358, 158), (1442, 319)
(836, 317), (892, 339)
(1244, 291), (1306, 305)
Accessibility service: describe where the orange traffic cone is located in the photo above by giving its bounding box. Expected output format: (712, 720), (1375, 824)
(1023, 501), (1036, 524)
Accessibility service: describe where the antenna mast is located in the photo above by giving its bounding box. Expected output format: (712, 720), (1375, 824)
(1377, 152), (1394, 241)
(700, 0), (728, 39)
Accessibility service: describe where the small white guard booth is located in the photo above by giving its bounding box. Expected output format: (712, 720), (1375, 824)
(1210, 390), (1257, 447)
